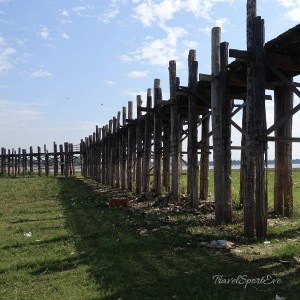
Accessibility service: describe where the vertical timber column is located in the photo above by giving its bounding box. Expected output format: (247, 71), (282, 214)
(200, 112), (210, 200)
(53, 142), (58, 176)
(240, 103), (247, 205)
(59, 144), (64, 175)
(211, 27), (223, 224)
(37, 146), (41, 176)
(244, 0), (267, 237)
(29, 146), (33, 175)
(17, 147), (21, 175)
(111, 117), (117, 188)
(121, 107), (127, 189)
(22, 149), (26, 176)
(220, 42), (232, 222)
(162, 123), (171, 192)
(116, 112), (121, 188)
(64, 142), (69, 178)
(98, 129), (102, 183)
(7, 149), (11, 176)
(153, 79), (162, 194)
(136, 95), (143, 194)
(188, 50), (199, 208)
(107, 121), (112, 184)
(44, 145), (49, 177)
(14, 149), (17, 177)
(101, 127), (106, 183)
(274, 81), (293, 216)
(142, 89), (152, 192)
(127, 101), (134, 191)
(169, 61), (181, 202)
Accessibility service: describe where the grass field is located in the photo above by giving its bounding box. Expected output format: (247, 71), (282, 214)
(0, 173), (299, 299)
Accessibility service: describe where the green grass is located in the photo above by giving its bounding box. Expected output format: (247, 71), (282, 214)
(0, 174), (300, 299)
(180, 169), (300, 214)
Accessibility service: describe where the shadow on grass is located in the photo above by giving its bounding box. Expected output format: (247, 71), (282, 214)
(54, 177), (299, 300)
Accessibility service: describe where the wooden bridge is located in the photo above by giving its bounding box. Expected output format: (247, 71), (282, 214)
(1, 0), (299, 238)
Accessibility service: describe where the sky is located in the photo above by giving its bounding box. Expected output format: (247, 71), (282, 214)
(0, 0), (300, 160)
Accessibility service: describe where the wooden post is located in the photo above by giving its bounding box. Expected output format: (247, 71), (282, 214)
(244, 0), (267, 237)
(162, 123), (171, 192)
(44, 144), (49, 177)
(153, 79), (162, 194)
(127, 101), (134, 191)
(136, 95), (143, 194)
(7, 149), (11, 176)
(22, 149), (26, 176)
(169, 61), (181, 202)
(97, 127), (102, 183)
(14, 149), (17, 177)
(101, 127), (106, 183)
(37, 146), (41, 176)
(240, 103), (246, 204)
(200, 112), (210, 200)
(116, 112), (121, 188)
(121, 107), (127, 189)
(111, 117), (117, 188)
(142, 89), (152, 192)
(53, 142), (58, 176)
(274, 81), (293, 216)
(64, 142), (69, 177)
(18, 147), (21, 175)
(220, 42), (232, 222)
(29, 146), (34, 175)
(211, 27), (223, 223)
(188, 50), (199, 208)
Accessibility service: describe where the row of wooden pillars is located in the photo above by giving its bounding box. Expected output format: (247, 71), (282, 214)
(80, 0), (296, 238)
(0, 142), (78, 177)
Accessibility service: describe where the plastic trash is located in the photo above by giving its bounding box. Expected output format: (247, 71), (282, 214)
(264, 240), (271, 244)
(24, 232), (32, 237)
(208, 240), (234, 249)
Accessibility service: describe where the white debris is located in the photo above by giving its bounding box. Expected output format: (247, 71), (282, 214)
(208, 240), (234, 249)
(264, 240), (271, 244)
(24, 232), (32, 237)
(275, 295), (286, 300)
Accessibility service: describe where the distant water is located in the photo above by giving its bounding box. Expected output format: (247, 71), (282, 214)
(180, 163), (300, 170)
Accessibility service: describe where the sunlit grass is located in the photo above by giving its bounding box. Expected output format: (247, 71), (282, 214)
(0, 175), (299, 299)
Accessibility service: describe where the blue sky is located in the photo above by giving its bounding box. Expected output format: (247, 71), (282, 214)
(0, 0), (300, 159)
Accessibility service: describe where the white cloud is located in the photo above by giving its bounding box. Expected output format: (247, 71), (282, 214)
(72, 5), (92, 17)
(60, 9), (69, 17)
(277, 0), (300, 22)
(37, 26), (49, 39)
(278, 0), (295, 7)
(104, 80), (116, 85)
(121, 24), (186, 67)
(0, 35), (16, 74)
(0, 99), (45, 123)
(31, 69), (52, 78)
(61, 32), (70, 40)
(284, 7), (300, 22)
(101, 6), (120, 23)
(133, 0), (183, 27)
(127, 70), (149, 78)
(132, 0), (235, 26)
